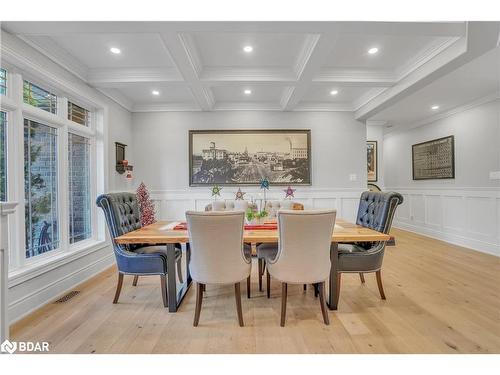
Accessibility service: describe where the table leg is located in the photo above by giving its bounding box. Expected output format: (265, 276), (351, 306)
(328, 242), (339, 310)
(166, 243), (192, 312)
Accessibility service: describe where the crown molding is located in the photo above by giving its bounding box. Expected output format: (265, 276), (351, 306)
(16, 35), (90, 82)
(395, 37), (462, 80)
(366, 120), (388, 127)
(96, 88), (133, 112)
(280, 86), (295, 110)
(293, 34), (321, 78)
(387, 91), (500, 134)
(293, 102), (353, 112)
(213, 101), (282, 111)
(178, 33), (204, 77)
(132, 102), (201, 112)
(352, 88), (387, 111)
(199, 67), (297, 82)
(88, 67), (182, 86)
(314, 68), (396, 86)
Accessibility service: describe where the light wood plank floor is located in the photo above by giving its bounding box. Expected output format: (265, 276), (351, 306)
(10, 228), (500, 354)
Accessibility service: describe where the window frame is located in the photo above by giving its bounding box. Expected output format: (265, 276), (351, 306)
(1, 65), (106, 275)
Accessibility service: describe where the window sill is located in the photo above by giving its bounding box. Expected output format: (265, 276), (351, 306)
(8, 239), (111, 288)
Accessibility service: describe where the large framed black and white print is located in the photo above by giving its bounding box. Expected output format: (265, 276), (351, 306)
(367, 141), (377, 182)
(412, 135), (455, 180)
(189, 129), (311, 186)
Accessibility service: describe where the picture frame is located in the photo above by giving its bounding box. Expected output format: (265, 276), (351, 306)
(412, 135), (455, 180)
(189, 129), (311, 186)
(367, 140), (378, 182)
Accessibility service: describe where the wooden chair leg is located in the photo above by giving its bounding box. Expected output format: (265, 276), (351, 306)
(376, 270), (386, 300)
(132, 275), (139, 286)
(335, 272), (342, 307)
(314, 283), (319, 297)
(318, 281), (330, 325)
(247, 275), (251, 299)
(266, 269), (271, 298)
(235, 283), (244, 327)
(160, 275), (168, 308)
(113, 272), (124, 304)
(193, 283), (203, 326)
(359, 273), (365, 283)
(280, 283), (288, 327)
(176, 257), (184, 284)
(258, 258), (263, 292)
(303, 284), (307, 291)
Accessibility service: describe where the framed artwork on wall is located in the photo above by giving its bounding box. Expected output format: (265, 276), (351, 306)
(367, 140), (378, 182)
(412, 135), (455, 180)
(189, 129), (311, 186)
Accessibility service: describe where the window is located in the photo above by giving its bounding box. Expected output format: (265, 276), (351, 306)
(0, 69), (6, 95)
(68, 101), (91, 127)
(23, 81), (57, 114)
(68, 133), (91, 244)
(0, 111), (6, 201)
(24, 119), (59, 258)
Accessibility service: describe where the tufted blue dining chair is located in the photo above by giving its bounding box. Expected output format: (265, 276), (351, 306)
(335, 191), (403, 306)
(96, 192), (182, 307)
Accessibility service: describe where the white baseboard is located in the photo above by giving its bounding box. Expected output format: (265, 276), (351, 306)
(8, 246), (114, 325)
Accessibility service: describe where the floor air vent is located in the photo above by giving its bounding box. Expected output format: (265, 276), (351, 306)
(54, 291), (80, 303)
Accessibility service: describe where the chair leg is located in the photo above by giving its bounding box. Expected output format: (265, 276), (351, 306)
(193, 283), (203, 327)
(176, 257), (184, 284)
(113, 272), (124, 304)
(266, 269), (271, 298)
(280, 283), (288, 327)
(335, 272), (342, 307)
(235, 283), (244, 327)
(318, 281), (329, 325)
(132, 275), (139, 286)
(376, 270), (386, 300)
(359, 273), (365, 284)
(314, 283), (319, 297)
(303, 284), (307, 291)
(247, 275), (251, 299)
(258, 258), (263, 292)
(160, 275), (168, 308)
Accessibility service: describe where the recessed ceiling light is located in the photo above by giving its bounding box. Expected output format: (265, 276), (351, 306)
(243, 45), (253, 53)
(244, 89), (252, 95)
(368, 47), (379, 55)
(330, 90), (339, 96)
(431, 105), (440, 110)
(110, 47), (121, 54)
(152, 90), (160, 96)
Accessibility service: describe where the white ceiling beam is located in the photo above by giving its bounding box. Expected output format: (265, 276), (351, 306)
(355, 22), (500, 121)
(88, 67), (181, 86)
(313, 69), (396, 86)
(96, 88), (134, 112)
(132, 103), (202, 112)
(199, 67), (297, 83)
(282, 33), (337, 110)
(159, 32), (213, 111)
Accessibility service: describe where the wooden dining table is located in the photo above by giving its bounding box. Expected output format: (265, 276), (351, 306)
(115, 218), (390, 312)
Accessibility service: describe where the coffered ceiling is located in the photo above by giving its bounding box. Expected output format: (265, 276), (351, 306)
(1, 21), (498, 119)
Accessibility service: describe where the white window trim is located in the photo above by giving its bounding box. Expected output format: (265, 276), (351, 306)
(0, 54), (109, 279)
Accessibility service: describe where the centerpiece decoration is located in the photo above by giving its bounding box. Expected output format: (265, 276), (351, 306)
(136, 182), (156, 226)
(246, 178), (270, 224)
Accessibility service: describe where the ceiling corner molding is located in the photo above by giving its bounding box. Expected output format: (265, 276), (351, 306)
(178, 33), (204, 78)
(293, 102), (353, 112)
(314, 68), (396, 86)
(280, 86), (295, 109)
(96, 88), (134, 112)
(88, 67), (181, 85)
(293, 34), (321, 79)
(352, 88), (387, 111)
(132, 102), (202, 112)
(366, 120), (388, 127)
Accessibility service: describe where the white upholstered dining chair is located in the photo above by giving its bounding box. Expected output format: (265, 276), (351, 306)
(266, 209), (336, 326)
(186, 211), (251, 327)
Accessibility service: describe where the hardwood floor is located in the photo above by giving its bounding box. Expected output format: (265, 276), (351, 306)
(10, 228), (500, 354)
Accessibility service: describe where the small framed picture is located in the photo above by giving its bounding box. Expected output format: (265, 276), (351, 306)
(367, 141), (378, 182)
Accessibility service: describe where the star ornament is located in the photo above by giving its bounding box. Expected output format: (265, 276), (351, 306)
(211, 184), (222, 197)
(235, 188), (246, 200)
(284, 186), (296, 199)
(259, 178), (270, 190)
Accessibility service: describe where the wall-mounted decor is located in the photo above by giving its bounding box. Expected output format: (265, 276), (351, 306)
(115, 142), (133, 176)
(412, 135), (455, 180)
(367, 141), (377, 182)
(189, 129), (311, 186)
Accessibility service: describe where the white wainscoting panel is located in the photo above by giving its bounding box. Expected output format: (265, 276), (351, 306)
(150, 188), (364, 222)
(390, 187), (500, 256)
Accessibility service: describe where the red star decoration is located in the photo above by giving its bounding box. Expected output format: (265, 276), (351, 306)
(235, 188), (246, 200)
(284, 186), (296, 199)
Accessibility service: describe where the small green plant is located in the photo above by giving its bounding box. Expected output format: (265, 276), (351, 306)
(246, 208), (268, 222)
